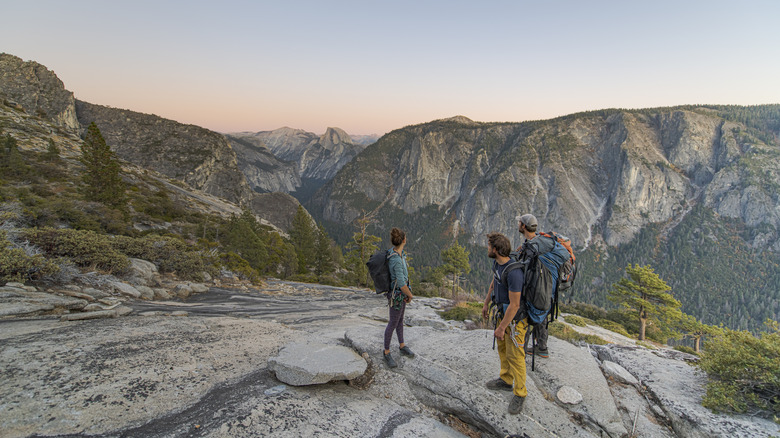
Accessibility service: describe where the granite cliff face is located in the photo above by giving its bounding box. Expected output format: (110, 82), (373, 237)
(0, 53), (79, 131)
(232, 126), (366, 183)
(311, 112), (779, 250)
(75, 101), (254, 206)
(0, 53), (303, 228)
(225, 134), (300, 194)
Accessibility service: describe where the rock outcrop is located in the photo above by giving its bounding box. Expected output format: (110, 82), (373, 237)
(2, 281), (776, 437)
(0, 53), (79, 131)
(231, 126), (367, 185)
(311, 111), (779, 250)
(226, 134), (300, 193)
(74, 100), (254, 206)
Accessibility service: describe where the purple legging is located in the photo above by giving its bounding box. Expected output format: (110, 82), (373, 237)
(384, 300), (406, 350)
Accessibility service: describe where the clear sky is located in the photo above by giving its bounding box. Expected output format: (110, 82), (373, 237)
(3, 1), (779, 135)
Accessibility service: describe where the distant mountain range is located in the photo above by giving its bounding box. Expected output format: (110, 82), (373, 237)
(2, 52), (778, 332)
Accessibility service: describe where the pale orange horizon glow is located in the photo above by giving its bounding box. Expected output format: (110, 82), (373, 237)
(3, 1), (779, 136)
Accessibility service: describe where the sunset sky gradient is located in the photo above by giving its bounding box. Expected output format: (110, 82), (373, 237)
(3, 0), (779, 135)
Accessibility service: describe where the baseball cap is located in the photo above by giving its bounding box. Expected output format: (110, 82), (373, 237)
(519, 214), (538, 229)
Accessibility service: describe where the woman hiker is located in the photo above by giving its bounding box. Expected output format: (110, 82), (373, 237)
(383, 227), (415, 368)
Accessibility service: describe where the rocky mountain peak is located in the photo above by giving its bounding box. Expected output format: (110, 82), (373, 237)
(320, 127), (353, 146)
(0, 53), (79, 131)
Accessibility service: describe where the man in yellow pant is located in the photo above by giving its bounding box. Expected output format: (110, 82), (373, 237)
(481, 232), (528, 414)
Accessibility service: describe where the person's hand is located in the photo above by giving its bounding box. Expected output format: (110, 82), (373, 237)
(493, 326), (505, 340)
(482, 303), (489, 320)
(404, 294), (412, 303)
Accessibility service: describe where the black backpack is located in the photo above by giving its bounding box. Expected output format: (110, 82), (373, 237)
(366, 249), (392, 294)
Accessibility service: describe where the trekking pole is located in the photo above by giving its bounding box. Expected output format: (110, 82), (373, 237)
(531, 326), (537, 371)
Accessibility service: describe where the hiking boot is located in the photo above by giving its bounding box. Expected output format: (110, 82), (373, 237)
(399, 346), (415, 358)
(508, 395), (526, 414)
(383, 352), (397, 368)
(526, 346), (549, 358)
(485, 378), (513, 392)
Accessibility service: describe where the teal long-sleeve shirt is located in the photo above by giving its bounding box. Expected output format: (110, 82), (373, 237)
(388, 249), (409, 291)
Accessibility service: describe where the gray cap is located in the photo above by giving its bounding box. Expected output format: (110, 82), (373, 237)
(519, 214), (538, 229)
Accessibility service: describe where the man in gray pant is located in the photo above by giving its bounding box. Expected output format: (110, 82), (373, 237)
(517, 214), (551, 358)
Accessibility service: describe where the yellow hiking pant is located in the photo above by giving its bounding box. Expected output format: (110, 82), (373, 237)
(497, 318), (529, 397)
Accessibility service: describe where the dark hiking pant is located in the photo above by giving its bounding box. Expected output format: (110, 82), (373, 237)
(524, 320), (548, 351)
(384, 300), (406, 350)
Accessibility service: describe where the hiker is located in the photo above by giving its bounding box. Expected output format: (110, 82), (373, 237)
(481, 232), (528, 414)
(517, 213), (552, 358)
(383, 227), (415, 368)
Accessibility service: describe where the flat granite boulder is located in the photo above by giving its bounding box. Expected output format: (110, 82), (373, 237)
(269, 342), (367, 386)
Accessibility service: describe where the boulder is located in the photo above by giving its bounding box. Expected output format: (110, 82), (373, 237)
(173, 284), (193, 299)
(111, 281), (141, 299)
(126, 258), (158, 286)
(153, 288), (172, 300)
(601, 360), (639, 386)
(135, 286), (155, 300)
(0, 288), (88, 317)
(593, 344), (778, 437)
(268, 342), (368, 386)
(557, 386), (583, 405)
(189, 283), (209, 294)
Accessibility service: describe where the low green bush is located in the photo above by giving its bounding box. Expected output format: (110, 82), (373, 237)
(563, 314), (587, 327)
(549, 321), (608, 345)
(440, 301), (483, 322)
(219, 252), (260, 283)
(698, 322), (780, 420)
(0, 244), (60, 282)
(113, 235), (205, 280)
(595, 319), (632, 337)
(22, 227), (129, 273)
(674, 345), (698, 355)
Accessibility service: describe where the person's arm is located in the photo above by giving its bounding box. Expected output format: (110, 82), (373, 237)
(482, 279), (494, 319)
(390, 253), (413, 302)
(494, 290), (521, 340)
(493, 268), (523, 340)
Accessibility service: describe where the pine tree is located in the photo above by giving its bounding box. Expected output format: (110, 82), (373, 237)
(314, 225), (336, 282)
(343, 213), (381, 286)
(44, 138), (61, 162)
(608, 264), (681, 341)
(80, 123), (125, 207)
(0, 133), (30, 178)
(441, 241), (471, 300)
(288, 205), (316, 273)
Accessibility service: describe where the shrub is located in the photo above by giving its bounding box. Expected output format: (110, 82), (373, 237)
(22, 227), (129, 273)
(549, 321), (608, 345)
(219, 252), (260, 283)
(561, 301), (607, 320)
(440, 301), (483, 322)
(112, 235), (205, 280)
(0, 245), (60, 283)
(674, 345), (698, 356)
(698, 322), (779, 420)
(595, 319), (632, 337)
(563, 314), (587, 327)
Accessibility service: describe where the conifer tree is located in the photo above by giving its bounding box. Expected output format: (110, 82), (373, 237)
(343, 214), (381, 286)
(608, 264), (681, 341)
(314, 224), (336, 282)
(441, 241), (471, 299)
(44, 138), (61, 162)
(80, 122), (125, 207)
(0, 133), (30, 178)
(288, 205), (316, 273)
